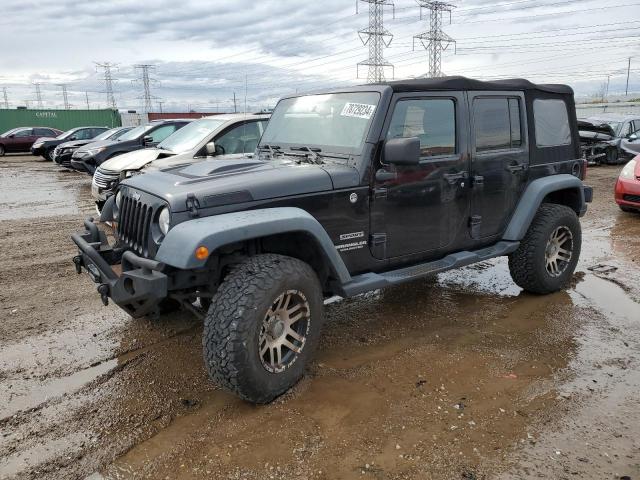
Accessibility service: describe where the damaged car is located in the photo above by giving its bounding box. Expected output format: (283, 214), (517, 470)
(578, 114), (640, 165)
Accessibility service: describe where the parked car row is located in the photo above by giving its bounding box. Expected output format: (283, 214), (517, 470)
(578, 113), (640, 165)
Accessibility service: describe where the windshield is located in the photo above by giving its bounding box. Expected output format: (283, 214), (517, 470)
(57, 128), (79, 140)
(157, 118), (226, 153)
(117, 124), (153, 141)
(95, 128), (124, 141)
(260, 92), (380, 154)
(1, 128), (20, 138)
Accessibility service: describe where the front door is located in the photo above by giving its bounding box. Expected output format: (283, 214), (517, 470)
(8, 128), (34, 152)
(468, 93), (528, 240)
(370, 92), (469, 259)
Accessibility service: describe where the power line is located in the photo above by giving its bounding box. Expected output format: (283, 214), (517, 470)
(133, 64), (159, 113)
(413, 1), (456, 78)
(95, 62), (118, 109)
(33, 82), (43, 108)
(357, 0), (395, 83)
(56, 84), (70, 110)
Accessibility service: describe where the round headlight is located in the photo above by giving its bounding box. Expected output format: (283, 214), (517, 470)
(158, 207), (170, 235)
(620, 159), (637, 179)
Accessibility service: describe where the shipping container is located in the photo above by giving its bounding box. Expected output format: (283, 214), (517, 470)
(0, 109), (121, 133)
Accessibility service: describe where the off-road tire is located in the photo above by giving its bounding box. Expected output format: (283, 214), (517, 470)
(203, 254), (324, 403)
(0, 144), (5, 156)
(508, 203), (581, 294)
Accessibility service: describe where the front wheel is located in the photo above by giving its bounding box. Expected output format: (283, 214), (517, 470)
(0, 145), (5, 156)
(44, 148), (55, 161)
(605, 147), (619, 165)
(508, 204), (581, 294)
(203, 254), (324, 403)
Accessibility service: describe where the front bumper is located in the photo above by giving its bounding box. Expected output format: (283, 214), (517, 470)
(72, 219), (168, 317)
(54, 150), (75, 168)
(615, 178), (640, 209)
(31, 145), (45, 156)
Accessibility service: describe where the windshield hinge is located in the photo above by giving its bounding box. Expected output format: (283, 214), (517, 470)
(186, 193), (200, 218)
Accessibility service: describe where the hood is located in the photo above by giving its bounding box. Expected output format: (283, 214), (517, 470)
(122, 157), (359, 213)
(578, 120), (615, 140)
(100, 148), (170, 172)
(77, 138), (127, 152)
(58, 139), (93, 149)
(34, 136), (56, 144)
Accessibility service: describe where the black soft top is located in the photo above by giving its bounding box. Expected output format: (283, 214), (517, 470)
(378, 76), (573, 95)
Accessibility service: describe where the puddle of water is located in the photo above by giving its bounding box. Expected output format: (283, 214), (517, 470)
(0, 166), (83, 220)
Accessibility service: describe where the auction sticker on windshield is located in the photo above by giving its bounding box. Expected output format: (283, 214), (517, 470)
(341, 103), (376, 119)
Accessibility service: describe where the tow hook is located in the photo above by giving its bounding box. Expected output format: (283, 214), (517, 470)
(97, 284), (109, 306)
(73, 255), (82, 274)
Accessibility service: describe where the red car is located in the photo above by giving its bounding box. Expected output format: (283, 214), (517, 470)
(615, 155), (640, 212)
(0, 126), (63, 156)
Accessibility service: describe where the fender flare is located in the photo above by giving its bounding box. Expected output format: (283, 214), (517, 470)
(155, 207), (352, 284)
(503, 174), (586, 241)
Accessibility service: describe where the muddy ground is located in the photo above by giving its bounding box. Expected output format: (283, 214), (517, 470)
(0, 155), (638, 480)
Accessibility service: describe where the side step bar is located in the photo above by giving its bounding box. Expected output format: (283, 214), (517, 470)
(339, 241), (519, 297)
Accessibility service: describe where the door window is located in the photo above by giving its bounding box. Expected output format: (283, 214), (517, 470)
(386, 98), (456, 157)
(474, 98), (522, 152)
(14, 128), (33, 137)
(75, 129), (94, 140)
(533, 99), (571, 147)
(149, 125), (177, 143)
(216, 121), (264, 155)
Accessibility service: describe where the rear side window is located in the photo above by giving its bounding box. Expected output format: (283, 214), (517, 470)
(387, 98), (456, 157)
(473, 97), (522, 152)
(533, 99), (571, 147)
(34, 128), (53, 136)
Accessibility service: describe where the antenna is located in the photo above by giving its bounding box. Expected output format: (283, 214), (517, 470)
(33, 82), (44, 108)
(94, 62), (118, 109)
(357, 0), (395, 83)
(133, 64), (159, 114)
(56, 84), (71, 109)
(413, 1), (456, 78)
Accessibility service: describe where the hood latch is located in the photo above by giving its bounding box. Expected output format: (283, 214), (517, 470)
(186, 193), (200, 218)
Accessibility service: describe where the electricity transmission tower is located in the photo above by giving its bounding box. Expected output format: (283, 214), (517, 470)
(357, 0), (395, 83)
(133, 64), (159, 113)
(413, 1), (456, 78)
(94, 62), (118, 109)
(57, 84), (70, 109)
(33, 82), (44, 108)
(2, 87), (8, 109)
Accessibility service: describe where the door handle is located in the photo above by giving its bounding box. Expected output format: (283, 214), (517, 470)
(443, 171), (467, 185)
(507, 163), (525, 173)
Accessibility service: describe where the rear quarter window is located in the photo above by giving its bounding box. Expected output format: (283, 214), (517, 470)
(533, 99), (571, 147)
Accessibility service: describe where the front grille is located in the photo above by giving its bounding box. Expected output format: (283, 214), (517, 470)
(623, 194), (640, 204)
(94, 169), (119, 189)
(117, 194), (155, 256)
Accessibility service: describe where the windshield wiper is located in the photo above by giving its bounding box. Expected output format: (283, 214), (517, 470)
(258, 144), (283, 158)
(290, 146), (323, 164)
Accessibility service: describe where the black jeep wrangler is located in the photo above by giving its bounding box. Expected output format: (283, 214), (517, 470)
(72, 77), (592, 403)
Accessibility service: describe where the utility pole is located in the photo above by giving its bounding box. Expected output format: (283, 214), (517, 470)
(33, 82), (43, 108)
(414, 1), (456, 78)
(626, 57), (632, 96)
(605, 74), (610, 99)
(158, 100), (164, 113)
(357, 0), (395, 83)
(2, 87), (8, 109)
(57, 84), (70, 109)
(94, 62), (118, 109)
(233, 92), (237, 113)
(85, 91), (90, 109)
(133, 64), (159, 114)
(25, 100), (32, 109)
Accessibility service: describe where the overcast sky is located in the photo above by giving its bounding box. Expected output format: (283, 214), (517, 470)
(1, 0), (639, 112)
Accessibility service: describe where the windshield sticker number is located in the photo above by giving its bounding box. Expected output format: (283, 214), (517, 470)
(341, 103), (376, 119)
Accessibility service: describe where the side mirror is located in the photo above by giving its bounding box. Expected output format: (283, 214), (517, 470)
(68, 135), (77, 141)
(8, 134), (14, 138)
(143, 135), (153, 145)
(629, 133), (638, 142)
(384, 137), (421, 165)
(205, 141), (216, 155)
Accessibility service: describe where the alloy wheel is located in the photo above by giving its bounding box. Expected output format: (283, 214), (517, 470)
(545, 226), (573, 277)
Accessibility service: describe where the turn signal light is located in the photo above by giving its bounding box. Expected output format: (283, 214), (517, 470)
(195, 246), (209, 261)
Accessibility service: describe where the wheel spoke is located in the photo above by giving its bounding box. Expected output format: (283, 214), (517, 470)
(286, 327), (304, 342)
(260, 341), (269, 357)
(274, 345), (282, 365)
(282, 339), (301, 353)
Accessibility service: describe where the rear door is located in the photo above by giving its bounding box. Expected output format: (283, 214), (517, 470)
(469, 92), (528, 240)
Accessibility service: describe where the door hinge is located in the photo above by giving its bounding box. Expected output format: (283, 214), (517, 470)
(370, 233), (387, 259)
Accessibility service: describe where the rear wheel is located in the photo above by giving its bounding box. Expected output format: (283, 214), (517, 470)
(203, 254), (324, 403)
(508, 204), (581, 294)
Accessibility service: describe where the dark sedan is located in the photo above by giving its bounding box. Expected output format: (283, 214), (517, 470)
(70, 119), (191, 174)
(0, 127), (62, 156)
(53, 126), (133, 168)
(31, 126), (109, 161)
